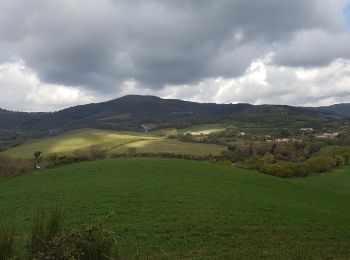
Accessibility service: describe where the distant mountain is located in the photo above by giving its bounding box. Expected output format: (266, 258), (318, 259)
(0, 95), (348, 149)
(0, 95), (255, 132)
(0, 95), (344, 132)
(311, 104), (350, 118)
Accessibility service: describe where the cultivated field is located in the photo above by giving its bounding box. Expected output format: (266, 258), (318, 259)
(3, 129), (227, 158)
(110, 138), (226, 156)
(1, 158), (349, 259)
(152, 124), (226, 136)
(3, 129), (153, 159)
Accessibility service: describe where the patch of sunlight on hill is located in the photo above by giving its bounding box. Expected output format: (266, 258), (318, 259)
(111, 138), (227, 156)
(151, 123), (227, 136)
(3, 129), (155, 158)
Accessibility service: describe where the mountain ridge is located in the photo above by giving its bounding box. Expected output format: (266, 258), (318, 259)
(1, 95), (349, 117)
(307, 103), (350, 118)
(1, 95), (349, 129)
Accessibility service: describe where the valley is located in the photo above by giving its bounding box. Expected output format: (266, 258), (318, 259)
(1, 96), (350, 259)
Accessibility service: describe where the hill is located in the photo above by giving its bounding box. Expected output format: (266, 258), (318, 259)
(311, 103), (350, 118)
(0, 95), (254, 132)
(3, 128), (227, 158)
(1, 158), (350, 258)
(0, 95), (348, 150)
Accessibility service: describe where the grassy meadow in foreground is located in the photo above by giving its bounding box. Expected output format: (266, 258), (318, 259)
(0, 158), (349, 259)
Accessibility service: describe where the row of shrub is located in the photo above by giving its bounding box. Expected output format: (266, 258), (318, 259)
(0, 207), (118, 260)
(241, 150), (350, 178)
(0, 144), (218, 180)
(1, 144), (350, 180)
(0, 154), (33, 179)
(218, 140), (350, 177)
(45, 145), (212, 167)
(222, 141), (326, 163)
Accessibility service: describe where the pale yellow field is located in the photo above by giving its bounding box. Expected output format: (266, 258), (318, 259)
(3, 129), (227, 158)
(3, 129), (154, 159)
(110, 138), (227, 156)
(189, 128), (225, 136)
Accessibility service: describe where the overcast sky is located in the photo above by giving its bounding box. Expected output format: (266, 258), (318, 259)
(0, 0), (350, 111)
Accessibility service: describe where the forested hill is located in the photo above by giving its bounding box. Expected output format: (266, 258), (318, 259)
(310, 103), (350, 118)
(0, 95), (252, 132)
(0, 95), (347, 133)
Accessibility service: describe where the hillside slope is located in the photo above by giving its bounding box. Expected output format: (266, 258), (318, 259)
(0, 95), (253, 131)
(3, 128), (227, 158)
(0, 95), (332, 132)
(311, 103), (350, 118)
(1, 158), (350, 258)
(0, 95), (347, 150)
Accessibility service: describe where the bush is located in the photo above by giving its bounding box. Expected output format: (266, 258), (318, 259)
(87, 145), (107, 160)
(0, 224), (16, 260)
(72, 145), (107, 162)
(244, 154), (276, 171)
(0, 155), (33, 179)
(45, 153), (59, 164)
(334, 155), (345, 166)
(307, 156), (334, 173)
(261, 161), (305, 178)
(34, 225), (118, 260)
(127, 147), (137, 156)
(73, 149), (90, 161)
(294, 162), (309, 177)
(25, 207), (118, 259)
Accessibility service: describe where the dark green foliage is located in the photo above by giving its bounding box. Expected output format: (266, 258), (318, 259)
(2, 206), (118, 259)
(222, 141), (350, 177)
(261, 161), (309, 178)
(306, 156), (334, 173)
(0, 224), (15, 260)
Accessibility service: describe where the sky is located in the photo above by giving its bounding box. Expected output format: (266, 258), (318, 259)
(0, 0), (350, 112)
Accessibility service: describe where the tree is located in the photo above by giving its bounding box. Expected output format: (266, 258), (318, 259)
(33, 151), (42, 170)
(307, 156), (333, 173)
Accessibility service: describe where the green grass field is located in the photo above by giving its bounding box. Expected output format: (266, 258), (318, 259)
(3, 129), (227, 158)
(110, 138), (226, 156)
(1, 158), (349, 259)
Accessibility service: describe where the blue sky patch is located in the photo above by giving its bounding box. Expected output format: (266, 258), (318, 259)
(344, 3), (350, 27)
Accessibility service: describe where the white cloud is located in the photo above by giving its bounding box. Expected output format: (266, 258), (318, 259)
(0, 61), (97, 111)
(0, 0), (350, 111)
(154, 58), (350, 107)
(1, 58), (349, 111)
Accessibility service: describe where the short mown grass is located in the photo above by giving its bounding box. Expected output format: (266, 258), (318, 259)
(0, 158), (350, 259)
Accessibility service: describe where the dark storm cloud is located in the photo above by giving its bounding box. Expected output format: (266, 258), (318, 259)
(0, 0), (348, 92)
(273, 30), (350, 67)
